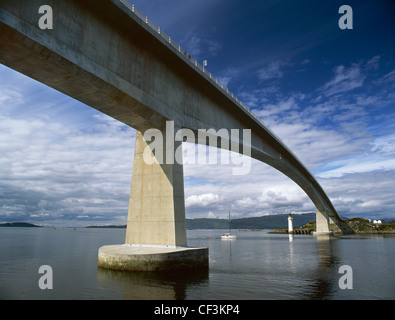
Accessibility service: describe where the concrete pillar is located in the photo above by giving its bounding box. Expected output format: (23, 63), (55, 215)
(313, 209), (333, 236)
(125, 131), (187, 246)
(99, 131), (208, 271)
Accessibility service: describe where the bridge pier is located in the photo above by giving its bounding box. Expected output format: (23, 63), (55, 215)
(98, 131), (208, 271)
(313, 209), (334, 236)
(125, 130), (187, 247)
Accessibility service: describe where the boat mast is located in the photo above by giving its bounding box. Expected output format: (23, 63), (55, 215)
(228, 211), (231, 234)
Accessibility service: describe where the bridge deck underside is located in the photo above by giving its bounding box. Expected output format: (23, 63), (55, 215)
(0, 0), (353, 235)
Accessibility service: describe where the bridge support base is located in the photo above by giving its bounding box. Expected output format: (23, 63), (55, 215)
(125, 130), (188, 247)
(98, 245), (209, 272)
(313, 209), (334, 236)
(98, 130), (208, 271)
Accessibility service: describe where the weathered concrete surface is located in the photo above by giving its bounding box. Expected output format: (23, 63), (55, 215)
(313, 209), (334, 236)
(125, 131), (187, 246)
(98, 245), (209, 271)
(0, 0), (354, 243)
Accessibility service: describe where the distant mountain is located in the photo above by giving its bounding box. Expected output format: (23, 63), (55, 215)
(86, 225), (126, 228)
(83, 213), (316, 230)
(0, 222), (41, 228)
(186, 213), (315, 230)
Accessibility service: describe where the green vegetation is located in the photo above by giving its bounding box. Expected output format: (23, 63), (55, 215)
(298, 217), (395, 234)
(344, 218), (395, 233)
(301, 220), (316, 231)
(186, 218), (228, 229)
(186, 213), (315, 230)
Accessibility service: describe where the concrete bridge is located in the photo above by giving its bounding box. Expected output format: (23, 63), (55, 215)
(0, 0), (353, 270)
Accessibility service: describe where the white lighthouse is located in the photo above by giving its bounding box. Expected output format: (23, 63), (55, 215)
(288, 214), (294, 233)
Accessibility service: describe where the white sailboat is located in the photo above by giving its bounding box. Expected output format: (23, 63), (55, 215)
(221, 211), (237, 240)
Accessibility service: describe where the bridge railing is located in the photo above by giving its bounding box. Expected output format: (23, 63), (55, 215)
(118, 0), (287, 146)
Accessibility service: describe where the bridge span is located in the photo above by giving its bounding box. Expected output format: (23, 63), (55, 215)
(0, 0), (353, 270)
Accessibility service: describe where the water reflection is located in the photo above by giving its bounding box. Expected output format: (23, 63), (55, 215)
(221, 237), (235, 262)
(306, 235), (340, 300)
(97, 267), (209, 300)
(288, 234), (295, 269)
(95, 232), (353, 300)
(1, 228), (394, 299)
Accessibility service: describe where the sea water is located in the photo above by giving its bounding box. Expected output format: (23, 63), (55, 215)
(0, 227), (394, 300)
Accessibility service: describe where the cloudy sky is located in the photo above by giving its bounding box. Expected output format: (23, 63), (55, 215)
(1, 0), (395, 226)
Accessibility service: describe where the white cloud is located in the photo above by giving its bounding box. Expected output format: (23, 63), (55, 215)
(181, 31), (222, 60)
(319, 171), (395, 219)
(207, 211), (216, 218)
(186, 193), (223, 208)
(322, 64), (365, 96)
(257, 60), (286, 81)
(0, 66), (135, 226)
(364, 55), (380, 71)
(217, 67), (240, 87)
(315, 133), (395, 178)
(372, 133), (395, 156)
(255, 96), (298, 119)
(381, 69), (395, 87)
(0, 88), (24, 106)
(317, 157), (395, 178)
(2, 47), (395, 226)
(184, 158), (316, 219)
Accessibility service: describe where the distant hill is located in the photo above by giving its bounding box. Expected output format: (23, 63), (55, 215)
(186, 213), (315, 230)
(84, 213), (316, 230)
(0, 222), (41, 228)
(342, 217), (395, 233)
(86, 225), (126, 228)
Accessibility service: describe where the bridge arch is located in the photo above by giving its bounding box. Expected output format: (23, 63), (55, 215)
(0, 0), (353, 254)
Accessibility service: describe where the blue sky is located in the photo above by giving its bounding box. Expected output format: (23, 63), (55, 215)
(1, 0), (395, 226)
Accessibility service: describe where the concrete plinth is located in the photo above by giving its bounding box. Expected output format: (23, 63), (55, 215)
(98, 245), (208, 272)
(313, 231), (334, 236)
(97, 131), (210, 272)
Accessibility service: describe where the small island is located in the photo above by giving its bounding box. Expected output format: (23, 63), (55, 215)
(271, 217), (395, 234)
(0, 222), (41, 228)
(86, 225), (126, 228)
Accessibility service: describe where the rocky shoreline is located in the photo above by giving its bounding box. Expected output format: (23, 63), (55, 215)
(270, 217), (395, 235)
(269, 228), (312, 234)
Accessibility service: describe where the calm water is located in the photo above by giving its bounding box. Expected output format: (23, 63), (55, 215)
(0, 227), (394, 300)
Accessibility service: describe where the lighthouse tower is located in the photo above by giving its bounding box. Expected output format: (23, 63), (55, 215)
(288, 214), (294, 233)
